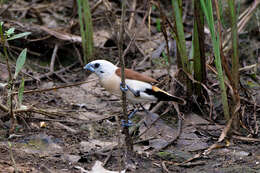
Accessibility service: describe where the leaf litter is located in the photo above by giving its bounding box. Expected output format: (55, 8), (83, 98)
(0, 0), (260, 172)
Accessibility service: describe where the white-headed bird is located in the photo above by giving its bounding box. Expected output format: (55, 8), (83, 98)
(84, 60), (186, 106)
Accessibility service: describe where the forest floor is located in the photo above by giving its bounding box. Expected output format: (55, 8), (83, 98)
(0, 71), (260, 173)
(0, 0), (260, 172)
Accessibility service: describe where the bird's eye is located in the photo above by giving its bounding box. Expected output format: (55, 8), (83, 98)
(94, 63), (100, 68)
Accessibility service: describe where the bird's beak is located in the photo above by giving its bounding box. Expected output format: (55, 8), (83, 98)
(84, 63), (95, 72)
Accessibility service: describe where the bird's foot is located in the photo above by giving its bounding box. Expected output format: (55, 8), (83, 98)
(120, 83), (128, 92)
(128, 109), (138, 119)
(121, 109), (139, 127)
(121, 119), (133, 127)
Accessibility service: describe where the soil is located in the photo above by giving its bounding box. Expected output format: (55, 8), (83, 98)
(0, 0), (260, 172)
(0, 71), (259, 173)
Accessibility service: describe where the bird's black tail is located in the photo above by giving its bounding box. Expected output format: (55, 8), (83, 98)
(145, 86), (186, 105)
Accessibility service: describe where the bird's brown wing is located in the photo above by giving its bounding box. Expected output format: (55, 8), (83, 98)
(115, 68), (158, 83)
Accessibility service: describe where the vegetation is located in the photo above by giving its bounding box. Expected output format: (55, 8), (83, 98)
(77, 0), (94, 64)
(0, 22), (29, 132)
(0, 0), (259, 172)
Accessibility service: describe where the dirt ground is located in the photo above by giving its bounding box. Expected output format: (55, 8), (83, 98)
(0, 71), (259, 173)
(0, 0), (260, 172)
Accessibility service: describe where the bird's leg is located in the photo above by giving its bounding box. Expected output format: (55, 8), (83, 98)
(121, 119), (133, 127)
(120, 82), (128, 92)
(121, 106), (139, 127)
(128, 108), (139, 119)
(139, 104), (150, 114)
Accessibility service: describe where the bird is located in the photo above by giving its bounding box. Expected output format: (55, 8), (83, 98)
(84, 60), (186, 125)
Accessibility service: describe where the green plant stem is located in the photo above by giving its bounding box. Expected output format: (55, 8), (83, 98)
(0, 22), (16, 131)
(83, 0), (94, 62)
(77, 0), (93, 64)
(0, 23), (12, 79)
(77, 0), (86, 64)
(214, 0), (233, 86)
(172, 0), (192, 95)
(172, 0), (189, 72)
(193, 0), (206, 96)
(200, 0), (230, 120)
(228, 0), (240, 130)
(228, 0), (239, 90)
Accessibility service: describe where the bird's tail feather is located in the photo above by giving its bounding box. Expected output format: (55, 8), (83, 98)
(145, 86), (186, 105)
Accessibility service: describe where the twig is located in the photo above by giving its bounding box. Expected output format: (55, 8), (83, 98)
(0, 103), (9, 112)
(118, 0), (130, 171)
(214, 0), (233, 86)
(129, 102), (163, 137)
(118, 0), (132, 150)
(122, 32), (136, 58)
(102, 149), (113, 167)
(73, 44), (84, 65)
(134, 111), (163, 141)
(161, 161), (170, 173)
(14, 61), (79, 85)
(158, 1), (171, 70)
(232, 135), (260, 142)
(50, 43), (59, 73)
(91, 0), (103, 13)
(154, 103), (183, 151)
(0, 1), (15, 16)
(0, 22), (16, 132)
(253, 98), (259, 134)
(8, 142), (18, 173)
(12, 79), (96, 95)
(128, 0), (136, 30)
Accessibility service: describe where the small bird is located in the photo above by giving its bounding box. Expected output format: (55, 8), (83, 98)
(84, 60), (186, 106)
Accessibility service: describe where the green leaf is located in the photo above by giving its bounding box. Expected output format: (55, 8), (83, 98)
(14, 48), (27, 79)
(152, 4), (156, 11)
(18, 78), (25, 106)
(5, 27), (15, 37)
(156, 18), (161, 32)
(7, 32), (31, 41)
(162, 52), (169, 65)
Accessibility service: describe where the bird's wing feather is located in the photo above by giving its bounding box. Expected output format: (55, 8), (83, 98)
(143, 86), (186, 104)
(115, 68), (158, 83)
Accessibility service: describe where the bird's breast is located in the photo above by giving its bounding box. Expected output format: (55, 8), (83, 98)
(100, 75), (121, 96)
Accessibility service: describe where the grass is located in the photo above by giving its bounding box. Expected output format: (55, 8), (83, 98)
(193, 0), (206, 96)
(77, 0), (94, 64)
(228, 0), (240, 129)
(0, 22), (29, 132)
(171, 0), (192, 94)
(200, 0), (230, 120)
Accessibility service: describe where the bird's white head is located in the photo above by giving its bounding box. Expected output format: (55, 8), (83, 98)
(84, 60), (117, 79)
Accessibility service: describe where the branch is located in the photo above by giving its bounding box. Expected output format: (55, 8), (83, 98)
(118, 0), (133, 169)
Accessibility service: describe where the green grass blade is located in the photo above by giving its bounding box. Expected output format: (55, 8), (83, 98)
(18, 78), (25, 106)
(172, 0), (189, 72)
(83, 0), (94, 62)
(228, 0), (239, 90)
(14, 48), (27, 79)
(77, 0), (94, 64)
(77, 0), (86, 63)
(7, 32), (31, 41)
(200, 0), (230, 120)
(193, 0), (206, 95)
